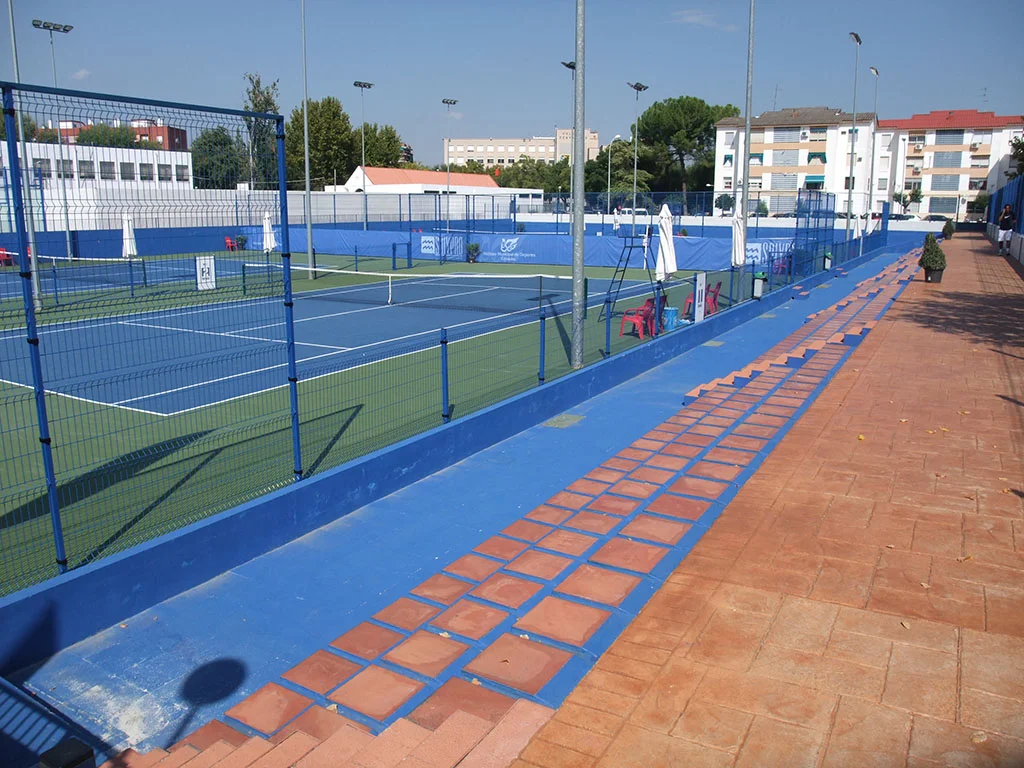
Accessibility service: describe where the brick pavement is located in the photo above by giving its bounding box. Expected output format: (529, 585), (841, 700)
(514, 236), (1024, 767)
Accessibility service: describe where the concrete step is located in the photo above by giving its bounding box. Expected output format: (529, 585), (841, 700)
(99, 748), (169, 768)
(179, 740), (237, 768)
(457, 699), (554, 768)
(344, 718), (431, 767)
(294, 725), (375, 768)
(207, 737), (274, 768)
(247, 732), (319, 768)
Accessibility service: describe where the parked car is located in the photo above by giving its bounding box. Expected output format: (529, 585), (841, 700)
(924, 214), (950, 222)
(771, 211), (798, 218)
(888, 213), (914, 220)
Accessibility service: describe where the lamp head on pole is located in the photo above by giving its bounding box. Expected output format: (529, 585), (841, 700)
(353, 81), (374, 90)
(33, 20), (73, 33)
(441, 98), (458, 107)
(869, 66), (879, 78)
(849, 32), (861, 45)
(627, 82), (649, 97)
(561, 61), (576, 71)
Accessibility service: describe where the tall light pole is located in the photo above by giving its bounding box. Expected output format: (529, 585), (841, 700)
(627, 81), (648, 234)
(561, 60), (576, 236)
(8, 1), (42, 309)
(606, 134), (620, 214)
(442, 98), (457, 233)
(862, 65), (879, 259)
(32, 20), (74, 265)
(846, 32), (861, 242)
(569, 0), (585, 370)
(737, 0), (755, 267)
(300, 0), (314, 277)
(354, 81), (373, 231)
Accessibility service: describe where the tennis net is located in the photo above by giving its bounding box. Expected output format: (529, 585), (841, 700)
(39, 255), (148, 291)
(241, 263), (637, 317)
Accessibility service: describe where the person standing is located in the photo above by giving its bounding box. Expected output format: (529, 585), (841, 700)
(997, 203), (1016, 255)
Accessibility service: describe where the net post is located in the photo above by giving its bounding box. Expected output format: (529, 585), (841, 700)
(440, 328), (451, 423)
(276, 115), (304, 482)
(392, 242), (397, 271)
(128, 257), (135, 298)
(538, 307), (546, 384)
(728, 266), (734, 309)
(604, 297), (612, 356)
(242, 262), (247, 295)
(354, 244), (359, 271)
(767, 253), (775, 293)
(3, 85), (68, 574)
(407, 241), (413, 268)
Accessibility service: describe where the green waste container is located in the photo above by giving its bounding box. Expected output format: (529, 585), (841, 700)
(753, 271), (768, 299)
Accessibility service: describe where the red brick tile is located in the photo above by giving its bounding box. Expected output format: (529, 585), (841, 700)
(464, 634), (572, 695)
(502, 519), (555, 542)
(282, 650), (361, 695)
(620, 515), (691, 545)
(567, 479), (609, 496)
(294, 726), (374, 768)
(548, 491), (594, 510)
(586, 467), (625, 484)
(515, 596), (612, 647)
(629, 466), (676, 485)
(645, 454), (691, 471)
(687, 610), (773, 671)
(882, 644), (957, 720)
(409, 710), (493, 766)
(474, 536), (529, 561)
(526, 504), (576, 525)
(689, 461), (743, 482)
(909, 715), (1024, 767)
(538, 529), (598, 556)
(460, 700), (555, 768)
(270, 705), (369, 744)
(662, 442), (703, 458)
(961, 629), (1024, 700)
(383, 630), (470, 678)
(608, 479), (661, 499)
(645, 494), (711, 521)
(695, 667), (837, 730)
(430, 599), (509, 640)
(225, 683), (313, 735)
(408, 678), (516, 731)
(735, 716), (825, 768)
(632, 438), (666, 451)
(181, 720), (249, 751)
(471, 573), (545, 609)
(705, 447), (757, 465)
(675, 432), (716, 447)
(410, 573), (474, 605)
(557, 564), (642, 607)
(597, 723), (733, 767)
(443, 554), (503, 583)
(586, 495), (640, 517)
(565, 510), (621, 535)
(327, 666), (424, 720)
(627, 657), (706, 733)
(507, 549), (574, 580)
(669, 476), (730, 500)
(618, 448), (653, 461)
(670, 699), (753, 752)
(746, 413), (788, 428)
(330, 622), (404, 660)
(733, 424), (778, 439)
(646, 429), (680, 441)
(250, 732), (318, 768)
(604, 457), (641, 471)
(591, 538), (669, 574)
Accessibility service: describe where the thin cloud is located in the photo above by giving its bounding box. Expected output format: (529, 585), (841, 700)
(448, 111), (464, 121)
(671, 9), (737, 32)
(71, 68), (91, 81)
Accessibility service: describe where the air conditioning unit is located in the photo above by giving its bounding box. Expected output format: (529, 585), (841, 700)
(970, 142), (980, 150)
(912, 168), (921, 175)
(914, 144), (923, 151)
(800, 132), (809, 140)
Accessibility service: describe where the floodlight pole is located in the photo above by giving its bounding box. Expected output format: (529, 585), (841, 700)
(738, 0), (755, 266)
(354, 80), (373, 230)
(570, 0), (586, 370)
(301, 0), (314, 278)
(562, 60), (576, 237)
(9, 2), (41, 309)
(442, 99), (457, 233)
(606, 134), (620, 214)
(34, 20), (74, 265)
(861, 66), (879, 259)
(846, 31), (861, 242)
(627, 81), (648, 235)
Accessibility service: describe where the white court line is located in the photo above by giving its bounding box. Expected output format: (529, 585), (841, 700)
(0, 376), (170, 416)
(118, 320), (349, 351)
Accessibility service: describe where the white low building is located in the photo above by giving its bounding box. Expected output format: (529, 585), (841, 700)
(337, 166), (541, 199)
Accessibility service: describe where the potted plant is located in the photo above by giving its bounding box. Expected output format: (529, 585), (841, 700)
(235, 234), (248, 250)
(919, 233), (946, 283)
(466, 242), (481, 263)
(941, 219), (955, 240)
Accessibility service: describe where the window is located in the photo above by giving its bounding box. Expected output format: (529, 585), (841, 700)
(748, 179), (762, 190)
(455, 145), (464, 152)
(773, 173), (798, 191)
(809, 126), (828, 141)
(970, 156), (989, 168)
(774, 149), (798, 166)
(100, 161), (116, 180)
(773, 126), (800, 143)
(877, 177), (888, 191)
(519, 145), (526, 152)
(158, 164), (172, 181)
(969, 178), (987, 190)
(723, 154), (734, 167)
(750, 130), (764, 143)
(139, 163), (154, 181)
(497, 146), (504, 152)
(528, 146), (536, 153)
(909, 134), (926, 144)
(79, 160), (95, 179)
(880, 133), (892, 143)
(933, 151), (962, 168)
(32, 158), (52, 178)
(175, 164), (189, 182)
(56, 159), (73, 179)
(807, 152), (826, 165)
(497, 158), (505, 164)
(844, 176), (855, 190)
(476, 145), (484, 152)
(930, 197), (958, 213)
(972, 131), (991, 145)
(724, 131), (736, 145)
(804, 180), (824, 191)
(119, 162), (135, 181)
(486, 146), (494, 152)
(935, 129), (964, 145)
(723, 177), (733, 190)
(904, 179), (922, 191)
(931, 174), (960, 191)
(749, 153), (763, 166)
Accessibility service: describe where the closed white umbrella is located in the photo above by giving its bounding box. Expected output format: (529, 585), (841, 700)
(655, 204), (677, 281)
(263, 211), (277, 253)
(731, 215), (746, 267)
(122, 212), (137, 259)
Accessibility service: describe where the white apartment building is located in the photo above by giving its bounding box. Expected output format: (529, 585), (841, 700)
(714, 107), (876, 216)
(878, 110), (1023, 217)
(715, 107), (1023, 218)
(444, 129), (599, 168)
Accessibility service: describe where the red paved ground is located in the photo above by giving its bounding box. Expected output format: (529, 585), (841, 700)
(514, 236), (1024, 766)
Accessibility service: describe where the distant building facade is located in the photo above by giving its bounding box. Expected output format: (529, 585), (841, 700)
(444, 129), (599, 168)
(57, 119), (188, 151)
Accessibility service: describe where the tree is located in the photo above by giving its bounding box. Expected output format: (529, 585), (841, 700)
(715, 194), (735, 214)
(192, 126), (243, 189)
(755, 200), (769, 216)
(358, 123), (404, 168)
(243, 73), (281, 190)
(35, 127), (60, 143)
(74, 123), (158, 149)
(285, 96), (357, 190)
(636, 96), (740, 210)
(893, 188), (923, 213)
(1007, 134), (1024, 180)
(967, 192), (990, 214)
(0, 113), (39, 141)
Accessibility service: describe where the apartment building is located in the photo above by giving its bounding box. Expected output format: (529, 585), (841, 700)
(58, 118), (189, 151)
(878, 110), (1023, 217)
(715, 107), (1023, 218)
(444, 129), (599, 168)
(714, 107), (875, 215)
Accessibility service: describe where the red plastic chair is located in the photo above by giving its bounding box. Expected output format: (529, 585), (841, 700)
(0, 248), (12, 267)
(620, 298), (655, 340)
(706, 281), (722, 315)
(225, 237), (237, 251)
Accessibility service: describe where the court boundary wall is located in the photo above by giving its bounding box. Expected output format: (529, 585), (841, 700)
(0, 239), (906, 676)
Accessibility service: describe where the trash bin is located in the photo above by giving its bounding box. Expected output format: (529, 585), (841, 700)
(662, 306), (680, 330)
(823, 252), (833, 271)
(753, 271), (768, 299)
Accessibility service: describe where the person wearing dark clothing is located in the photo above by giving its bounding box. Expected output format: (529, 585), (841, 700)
(998, 204), (1016, 255)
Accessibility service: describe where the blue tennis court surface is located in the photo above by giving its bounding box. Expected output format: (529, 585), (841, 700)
(0, 269), (649, 416)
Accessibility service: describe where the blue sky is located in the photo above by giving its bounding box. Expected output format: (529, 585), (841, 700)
(7, 0), (1023, 165)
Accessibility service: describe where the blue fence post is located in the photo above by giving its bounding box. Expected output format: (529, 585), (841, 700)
(3, 168), (11, 231)
(728, 266), (735, 309)
(604, 297), (612, 356)
(440, 328), (451, 422)
(3, 86), (67, 574)
(354, 245), (359, 271)
(128, 257), (136, 298)
(398, 193), (402, 230)
(767, 252), (775, 293)
(275, 116), (303, 482)
(333, 193), (337, 225)
(234, 197), (239, 228)
(538, 307), (546, 384)
(37, 168), (47, 231)
(407, 241), (413, 268)
(392, 242), (397, 270)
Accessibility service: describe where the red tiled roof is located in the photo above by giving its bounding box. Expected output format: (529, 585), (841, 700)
(877, 110), (1024, 130)
(363, 167), (498, 188)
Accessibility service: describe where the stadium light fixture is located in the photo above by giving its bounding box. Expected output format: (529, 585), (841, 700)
(607, 134), (621, 215)
(627, 82), (649, 233)
(442, 99), (458, 233)
(32, 18), (74, 265)
(862, 65), (880, 259)
(846, 31), (861, 241)
(354, 81), (374, 230)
